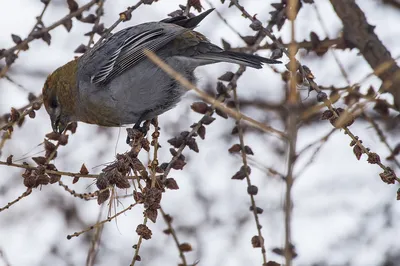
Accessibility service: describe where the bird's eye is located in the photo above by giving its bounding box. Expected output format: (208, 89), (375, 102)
(50, 94), (58, 109)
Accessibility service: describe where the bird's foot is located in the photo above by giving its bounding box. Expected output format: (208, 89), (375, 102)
(126, 122), (149, 144)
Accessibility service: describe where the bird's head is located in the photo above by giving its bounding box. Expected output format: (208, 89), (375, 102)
(42, 59), (79, 133)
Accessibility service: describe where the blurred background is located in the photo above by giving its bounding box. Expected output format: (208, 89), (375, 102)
(0, 0), (400, 265)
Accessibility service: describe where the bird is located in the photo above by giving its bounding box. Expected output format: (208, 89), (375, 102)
(42, 8), (281, 139)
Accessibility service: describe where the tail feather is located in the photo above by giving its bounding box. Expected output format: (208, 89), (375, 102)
(193, 51), (281, 69)
(160, 8), (215, 29)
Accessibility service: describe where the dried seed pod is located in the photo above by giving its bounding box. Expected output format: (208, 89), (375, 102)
(249, 206), (263, 214)
(316, 92), (327, 102)
(36, 174), (50, 185)
(96, 174), (109, 189)
(197, 125), (206, 139)
(145, 208), (158, 223)
(171, 159), (186, 170)
(165, 178), (179, 190)
(191, 102), (209, 114)
(45, 132), (61, 141)
(186, 138), (199, 153)
(58, 134), (68, 146)
(23, 175), (37, 188)
(32, 156), (47, 165)
(6, 155), (13, 165)
(97, 189), (110, 205)
(218, 71), (234, 81)
(244, 146), (254, 155)
(247, 185), (258, 195)
(32, 102), (42, 111)
(367, 153), (381, 164)
(74, 44), (87, 54)
(115, 176), (131, 189)
(200, 115), (215, 125)
(251, 235), (264, 248)
(80, 164), (89, 175)
(49, 173), (61, 184)
(136, 224), (152, 240)
(179, 243), (193, 252)
(249, 20), (262, 31)
(28, 110), (36, 119)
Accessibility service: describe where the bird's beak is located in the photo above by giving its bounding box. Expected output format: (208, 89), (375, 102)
(51, 118), (66, 133)
(51, 119), (59, 133)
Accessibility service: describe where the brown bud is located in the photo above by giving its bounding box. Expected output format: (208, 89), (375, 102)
(136, 224), (152, 240)
(179, 243), (193, 252)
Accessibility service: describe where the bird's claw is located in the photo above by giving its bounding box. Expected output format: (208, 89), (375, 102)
(126, 124), (148, 144)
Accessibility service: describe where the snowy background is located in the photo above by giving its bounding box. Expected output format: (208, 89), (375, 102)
(1, 0), (400, 265)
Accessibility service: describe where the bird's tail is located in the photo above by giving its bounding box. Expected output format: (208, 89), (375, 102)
(193, 51), (281, 69)
(161, 8), (215, 29)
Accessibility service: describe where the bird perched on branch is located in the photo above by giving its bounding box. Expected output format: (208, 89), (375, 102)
(42, 8), (280, 139)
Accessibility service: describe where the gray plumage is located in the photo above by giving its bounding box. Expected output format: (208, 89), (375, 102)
(74, 9), (280, 128)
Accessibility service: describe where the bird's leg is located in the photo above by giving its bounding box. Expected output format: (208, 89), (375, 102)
(133, 120), (149, 135)
(126, 112), (150, 144)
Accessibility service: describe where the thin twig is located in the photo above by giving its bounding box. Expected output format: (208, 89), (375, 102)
(364, 114), (400, 169)
(160, 207), (187, 266)
(283, 1), (300, 264)
(96, 0), (145, 44)
(130, 217), (147, 266)
(0, 0), (52, 78)
(86, 206), (105, 266)
(0, 188), (32, 212)
(0, 248), (11, 266)
(67, 203), (136, 239)
(0, 160), (138, 180)
(87, 0), (106, 48)
(232, 66), (267, 264)
(229, 0), (398, 185)
(0, 0), (98, 61)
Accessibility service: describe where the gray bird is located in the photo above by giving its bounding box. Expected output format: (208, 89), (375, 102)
(42, 8), (281, 139)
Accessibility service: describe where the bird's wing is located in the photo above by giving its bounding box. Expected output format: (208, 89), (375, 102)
(89, 24), (188, 85)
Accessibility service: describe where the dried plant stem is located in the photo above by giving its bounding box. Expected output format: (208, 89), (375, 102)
(230, 0), (398, 185)
(295, 129), (336, 177)
(0, 248), (11, 266)
(246, 156), (286, 180)
(232, 67), (267, 264)
(0, 97), (42, 132)
(87, 0), (105, 48)
(0, 0), (51, 78)
(284, 1), (300, 265)
(160, 207), (187, 266)
(130, 217), (148, 266)
(0, 160), (140, 181)
(96, 0), (146, 44)
(163, 66), (246, 179)
(364, 114), (400, 169)
(130, 121), (160, 265)
(313, 3), (350, 84)
(58, 181), (111, 200)
(150, 118), (160, 187)
(0, 89), (40, 154)
(86, 206), (105, 266)
(204, 0), (243, 39)
(0, 188), (32, 212)
(237, 37), (344, 53)
(0, 0), (98, 61)
(67, 203), (136, 239)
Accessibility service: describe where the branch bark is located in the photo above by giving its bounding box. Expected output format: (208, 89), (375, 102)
(329, 0), (400, 110)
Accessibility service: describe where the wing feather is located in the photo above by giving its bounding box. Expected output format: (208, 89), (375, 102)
(91, 27), (187, 85)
